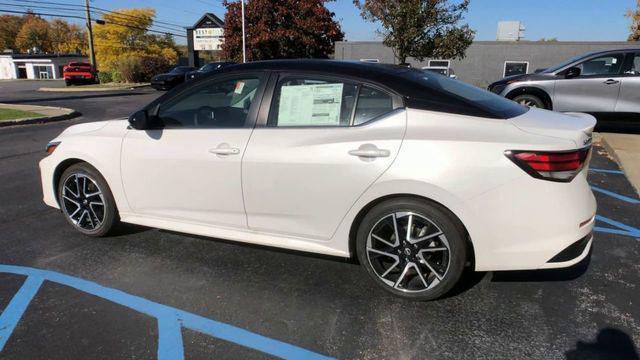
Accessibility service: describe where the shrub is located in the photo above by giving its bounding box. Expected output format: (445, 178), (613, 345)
(97, 71), (112, 84)
(114, 56), (143, 83)
(139, 55), (171, 82)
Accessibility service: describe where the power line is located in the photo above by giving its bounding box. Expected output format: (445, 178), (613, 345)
(0, 7), (84, 19)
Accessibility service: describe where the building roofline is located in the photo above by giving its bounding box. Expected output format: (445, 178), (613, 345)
(0, 53), (86, 59)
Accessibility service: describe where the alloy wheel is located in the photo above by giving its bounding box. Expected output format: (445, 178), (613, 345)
(61, 173), (106, 231)
(517, 99), (538, 108)
(366, 212), (451, 293)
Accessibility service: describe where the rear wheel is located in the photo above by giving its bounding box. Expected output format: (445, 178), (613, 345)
(58, 163), (118, 237)
(64, 79), (72, 86)
(356, 198), (468, 301)
(513, 94), (545, 109)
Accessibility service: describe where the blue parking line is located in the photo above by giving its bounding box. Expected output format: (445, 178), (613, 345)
(0, 276), (44, 351)
(0, 265), (333, 360)
(590, 185), (640, 204)
(594, 215), (640, 238)
(589, 168), (625, 174)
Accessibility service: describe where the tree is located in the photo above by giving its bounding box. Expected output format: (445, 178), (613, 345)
(93, 8), (178, 80)
(49, 19), (87, 54)
(0, 15), (25, 51)
(221, 0), (344, 62)
(16, 16), (51, 53)
(354, 0), (475, 65)
(627, 0), (640, 41)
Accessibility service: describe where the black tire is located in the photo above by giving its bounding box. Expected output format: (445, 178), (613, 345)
(64, 79), (72, 86)
(356, 197), (468, 301)
(58, 163), (119, 237)
(512, 94), (546, 109)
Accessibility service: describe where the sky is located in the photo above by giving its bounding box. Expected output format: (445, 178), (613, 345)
(5, 0), (638, 43)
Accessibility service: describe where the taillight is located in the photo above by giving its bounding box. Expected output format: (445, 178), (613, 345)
(505, 147), (591, 182)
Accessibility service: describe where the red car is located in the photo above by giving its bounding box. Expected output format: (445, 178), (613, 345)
(63, 62), (96, 86)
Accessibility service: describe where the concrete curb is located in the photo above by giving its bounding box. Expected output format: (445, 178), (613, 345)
(38, 83), (150, 92)
(599, 132), (640, 196)
(0, 105), (80, 128)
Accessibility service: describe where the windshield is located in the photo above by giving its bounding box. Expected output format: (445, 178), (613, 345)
(200, 63), (218, 71)
(405, 69), (528, 118)
(542, 52), (596, 73)
(170, 67), (192, 74)
(425, 68), (447, 76)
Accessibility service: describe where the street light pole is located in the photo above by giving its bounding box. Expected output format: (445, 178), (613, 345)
(84, 0), (97, 69)
(241, 0), (246, 63)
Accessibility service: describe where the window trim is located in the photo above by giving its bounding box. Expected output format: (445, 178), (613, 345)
(148, 71), (269, 130)
(256, 71), (402, 129)
(503, 61), (529, 78)
(428, 59), (451, 67)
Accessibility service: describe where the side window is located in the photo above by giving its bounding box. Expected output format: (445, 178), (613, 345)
(157, 77), (261, 128)
(353, 86), (393, 125)
(623, 53), (640, 75)
(268, 77), (358, 127)
(577, 55), (624, 76)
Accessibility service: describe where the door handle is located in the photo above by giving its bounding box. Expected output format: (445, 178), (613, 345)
(209, 146), (240, 155)
(603, 79), (619, 85)
(349, 148), (390, 158)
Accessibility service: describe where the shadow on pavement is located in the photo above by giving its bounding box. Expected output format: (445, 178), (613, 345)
(1, 92), (151, 105)
(491, 247), (591, 282)
(566, 327), (639, 360)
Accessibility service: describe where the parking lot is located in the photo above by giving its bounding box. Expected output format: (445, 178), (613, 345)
(0, 80), (639, 359)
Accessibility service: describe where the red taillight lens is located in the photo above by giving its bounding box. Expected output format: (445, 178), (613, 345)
(506, 147), (590, 182)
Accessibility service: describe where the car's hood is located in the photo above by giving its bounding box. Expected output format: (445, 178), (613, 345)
(510, 108), (596, 148)
(152, 73), (179, 81)
(490, 72), (555, 87)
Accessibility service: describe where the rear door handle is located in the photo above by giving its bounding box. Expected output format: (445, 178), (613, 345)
(349, 148), (390, 158)
(209, 145), (240, 156)
(604, 79), (619, 85)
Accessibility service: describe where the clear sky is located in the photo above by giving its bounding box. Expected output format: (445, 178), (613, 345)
(9, 0), (638, 43)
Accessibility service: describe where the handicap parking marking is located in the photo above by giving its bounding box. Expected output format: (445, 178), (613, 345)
(0, 265), (334, 360)
(589, 168), (625, 175)
(590, 185), (640, 204)
(594, 215), (640, 239)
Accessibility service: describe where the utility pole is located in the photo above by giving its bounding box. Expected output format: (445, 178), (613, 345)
(241, 0), (246, 63)
(84, 0), (97, 69)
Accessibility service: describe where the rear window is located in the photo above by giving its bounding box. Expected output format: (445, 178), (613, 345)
(401, 69), (528, 119)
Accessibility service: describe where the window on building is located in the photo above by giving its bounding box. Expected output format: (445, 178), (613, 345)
(33, 65), (53, 79)
(428, 60), (450, 67)
(503, 61), (529, 77)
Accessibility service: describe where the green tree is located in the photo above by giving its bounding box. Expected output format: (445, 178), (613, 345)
(627, 0), (640, 41)
(221, 0), (344, 62)
(354, 0), (475, 65)
(0, 15), (25, 51)
(16, 16), (51, 53)
(49, 19), (87, 54)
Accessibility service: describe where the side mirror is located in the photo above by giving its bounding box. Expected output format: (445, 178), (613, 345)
(565, 67), (581, 79)
(128, 109), (153, 130)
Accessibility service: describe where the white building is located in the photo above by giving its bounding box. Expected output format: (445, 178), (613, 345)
(0, 53), (88, 80)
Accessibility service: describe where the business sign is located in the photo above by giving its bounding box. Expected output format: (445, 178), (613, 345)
(193, 27), (224, 51)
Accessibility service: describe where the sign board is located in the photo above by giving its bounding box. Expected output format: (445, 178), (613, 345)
(193, 27), (224, 51)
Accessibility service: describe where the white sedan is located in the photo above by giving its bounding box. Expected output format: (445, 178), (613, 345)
(40, 60), (596, 301)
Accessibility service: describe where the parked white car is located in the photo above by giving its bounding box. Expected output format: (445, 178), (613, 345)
(40, 60), (596, 301)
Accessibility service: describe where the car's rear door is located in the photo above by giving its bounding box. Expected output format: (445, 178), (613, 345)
(615, 52), (640, 113)
(553, 53), (625, 112)
(241, 73), (406, 240)
(121, 72), (268, 228)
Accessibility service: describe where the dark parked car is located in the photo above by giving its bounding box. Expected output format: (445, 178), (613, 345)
(151, 66), (196, 90)
(186, 62), (236, 81)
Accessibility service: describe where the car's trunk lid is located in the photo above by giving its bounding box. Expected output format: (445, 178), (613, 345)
(509, 108), (596, 148)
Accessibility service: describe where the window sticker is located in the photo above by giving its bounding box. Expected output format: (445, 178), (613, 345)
(277, 83), (344, 126)
(234, 81), (245, 94)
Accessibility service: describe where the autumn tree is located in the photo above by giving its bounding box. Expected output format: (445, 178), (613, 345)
(627, 0), (640, 41)
(49, 19), (87, 54)
(221, 0), (344, 62)
(93, 8), (178, 81)
(15, 16), (51, 53)
(0, 15), (25, 51)
(354, 0), (475, 65)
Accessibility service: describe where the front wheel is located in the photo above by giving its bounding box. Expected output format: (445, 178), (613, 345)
(356, 198), (468, 301)
(512, 94), (546, 109)
(58, 163), (119, 237)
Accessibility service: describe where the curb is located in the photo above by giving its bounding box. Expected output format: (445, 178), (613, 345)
(599, 133), (640, 196)
(0, 108), (80, 128)
(38, 83), (150, 92)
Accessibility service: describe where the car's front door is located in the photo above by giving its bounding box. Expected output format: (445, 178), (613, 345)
(615, 52), (640, 113)
(242, 74), (406, 240)
(553, 53), (625, 112)
(121, 73), (267, 228)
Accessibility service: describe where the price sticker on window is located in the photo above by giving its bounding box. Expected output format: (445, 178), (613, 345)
(234, 81), (245, 94)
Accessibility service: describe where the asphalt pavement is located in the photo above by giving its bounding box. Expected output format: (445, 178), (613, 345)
(0, 80), (639, 359)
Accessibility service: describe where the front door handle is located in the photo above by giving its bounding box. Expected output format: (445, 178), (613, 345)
(604, 79), (620, 85)
(349, 146), (390, 158)
(209, 144), (240, 156)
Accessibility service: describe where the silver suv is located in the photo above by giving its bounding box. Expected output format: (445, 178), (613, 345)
(488, 49), (640, 116)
